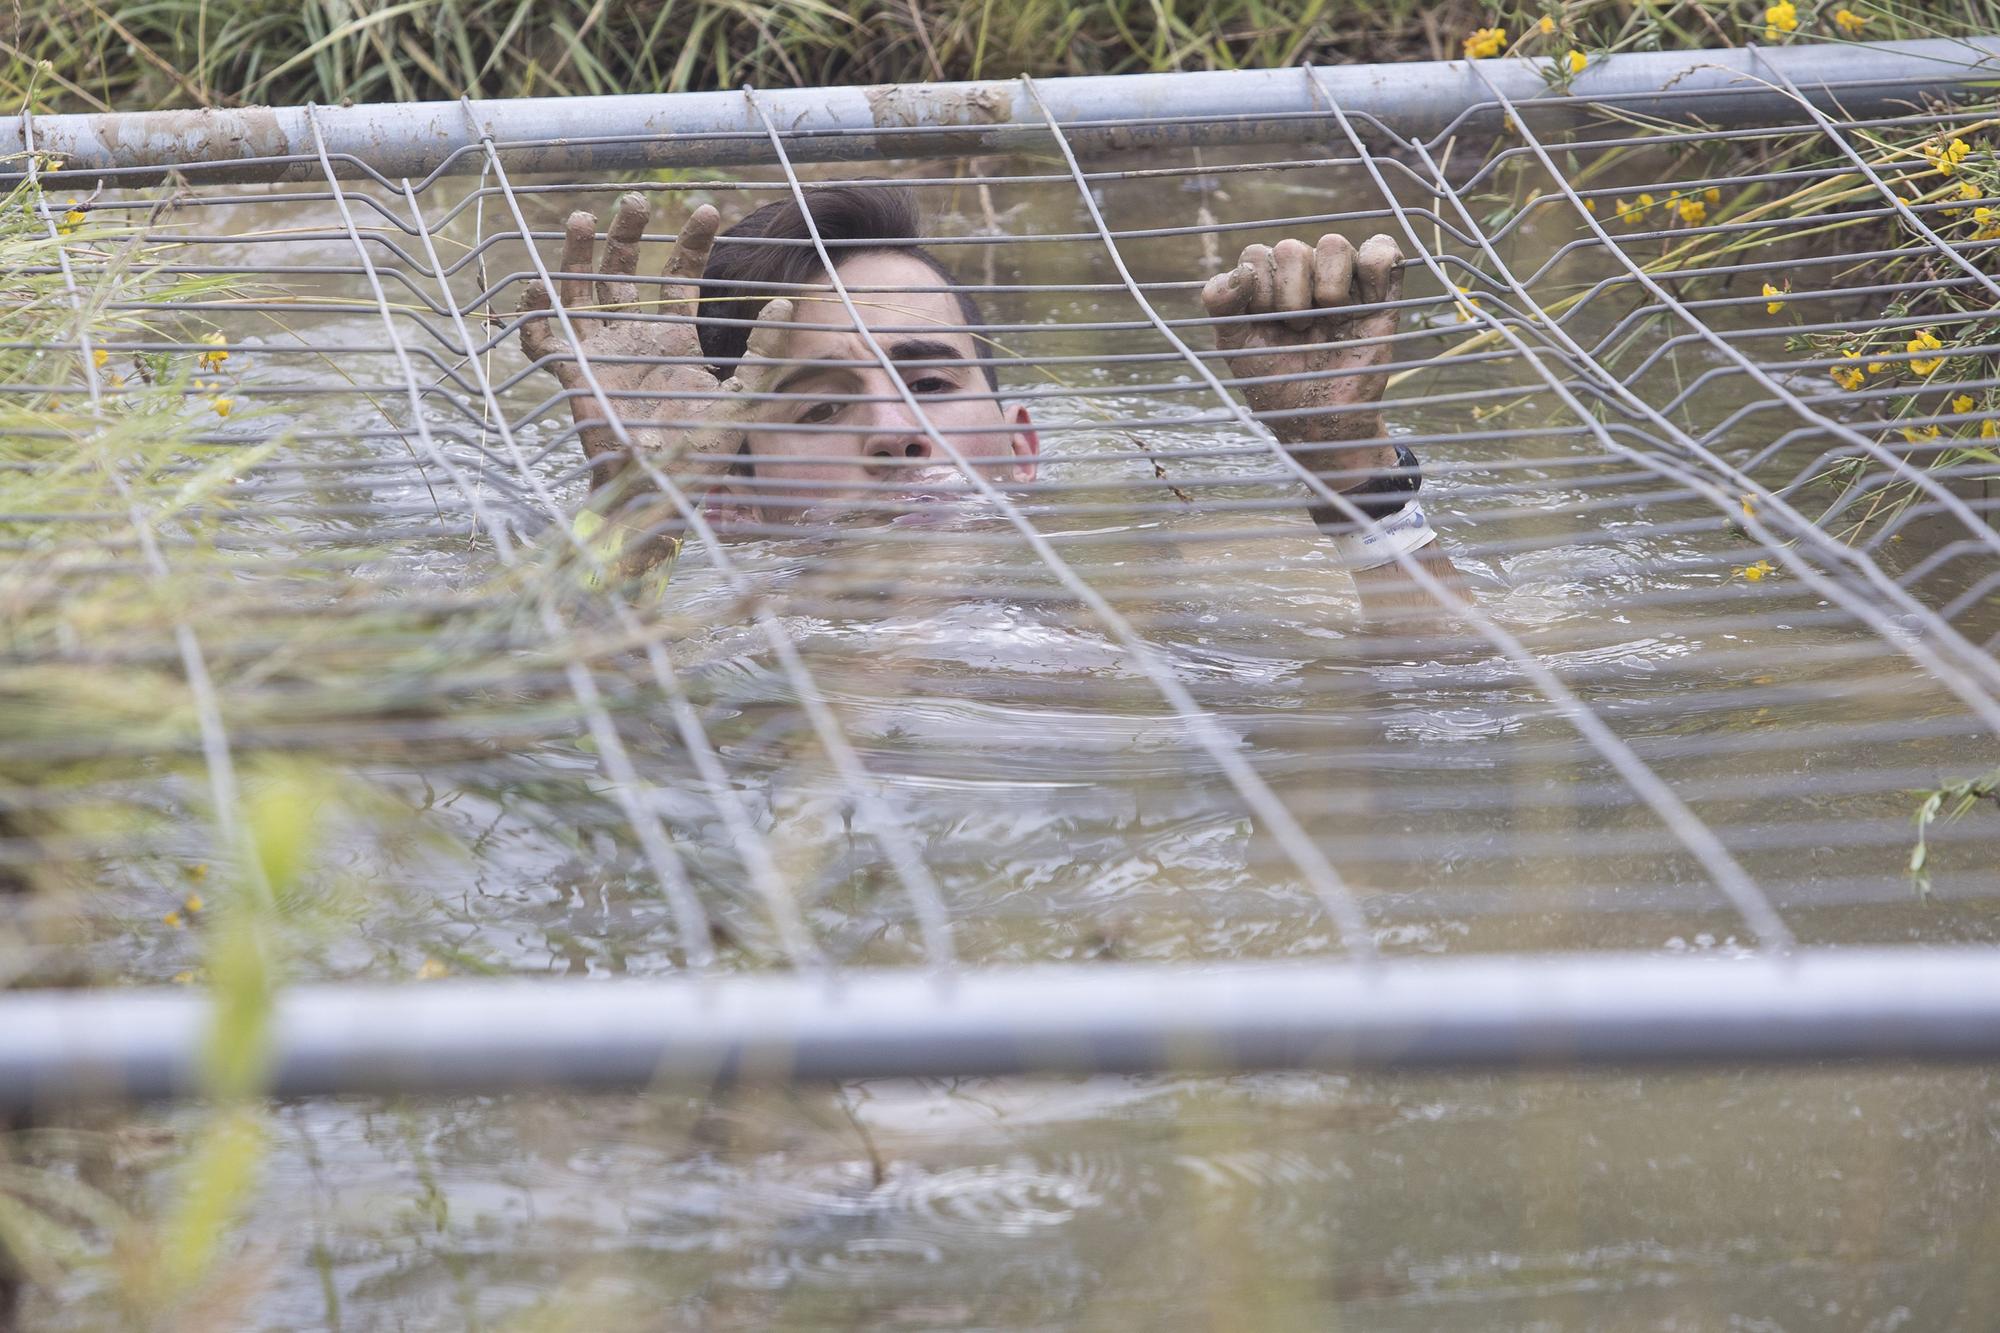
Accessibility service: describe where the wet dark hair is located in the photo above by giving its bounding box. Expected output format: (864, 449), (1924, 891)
(696, 184), (998, 391)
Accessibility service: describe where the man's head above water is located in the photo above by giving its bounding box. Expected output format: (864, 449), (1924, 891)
(519, 184), (1036, 526)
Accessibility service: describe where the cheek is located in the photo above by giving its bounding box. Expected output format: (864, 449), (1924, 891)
(925, 401), (1015, 455)
(748, 429), (865, 479)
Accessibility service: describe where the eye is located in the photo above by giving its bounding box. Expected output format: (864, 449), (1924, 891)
(799, 401), (839, 424)
(909, 376), (954, 394)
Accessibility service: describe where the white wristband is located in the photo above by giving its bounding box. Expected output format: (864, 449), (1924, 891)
(1331, 498), (1438, 572)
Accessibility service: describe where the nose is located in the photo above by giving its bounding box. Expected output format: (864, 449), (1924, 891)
(863, 397), (933, 470)
(868, 436), (932, 462)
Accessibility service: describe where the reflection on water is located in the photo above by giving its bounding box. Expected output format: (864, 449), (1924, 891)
(29, 146), (2000, 1329)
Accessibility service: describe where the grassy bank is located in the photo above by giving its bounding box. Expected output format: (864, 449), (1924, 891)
(3, 0), (1993, 112)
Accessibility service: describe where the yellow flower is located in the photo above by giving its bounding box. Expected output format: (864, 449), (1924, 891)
(91, 347), (108, 369)
(163, 910), (183, 928)
(187, 862), (208, 881)
(1901, 424), (1941, 443)
(1564, 49), (1587, 75)
(1984, 419), (1999, 439)
(1464, 26), (1508, 58)
(58, 207), (85, 233)
(1762, 281), (1786, 314)
(1976, 206), (1995, 225)
(1907, 329), (1945, 376)
(1733, 560), (1777, 582)
(1704, 186), (1722, 205)
(1583, 197), (1597, 213)
(197, 331), (229, 371)
(1833, 7), (1867, 35)
(45, 158), (62, 172)
(183, 892), (204, 915)
(211, 396), (235, 418)
(1539, 14), (1557, 34)
(1764, 1), (1798, 38)
(1953, 394), (1976, 414)
(1741, 493), (1757, 520)
(1923, 137), (1971, 176)
(1677, 197), (1707, 225)
(1453, 284), (1482, 321)
(417, 957), (452, 981)
(1958, 181), (1981, 201)
(1830, 351), (1866, 391)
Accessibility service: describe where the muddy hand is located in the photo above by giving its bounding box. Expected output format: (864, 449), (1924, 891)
(515, 193), (739, 491)
(1200, 232), (1403, 448)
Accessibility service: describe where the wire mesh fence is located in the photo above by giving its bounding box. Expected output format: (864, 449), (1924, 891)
(4, 40), (2000, 1107)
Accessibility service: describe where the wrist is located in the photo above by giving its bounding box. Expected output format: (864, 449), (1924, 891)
(1309, 442), (1423, 533)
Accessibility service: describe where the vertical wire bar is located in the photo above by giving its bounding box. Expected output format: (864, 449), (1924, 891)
(396, 178), (820, 968)
(742, 88), (1383, 960)
(1443, 67), (2000, 716)
(18, 114), (256, 879)
(1018, 75), (1800, 953)
(458, 101), (960, 973)
(303, 106), (722, 970)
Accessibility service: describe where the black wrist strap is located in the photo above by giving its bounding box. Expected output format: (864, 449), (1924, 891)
(1311, 443), (1422, 534)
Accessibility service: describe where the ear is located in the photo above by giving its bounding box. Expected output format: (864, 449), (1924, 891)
(1008, 405), (1040, 482)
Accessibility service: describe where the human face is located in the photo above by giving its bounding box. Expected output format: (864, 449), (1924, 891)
(713, 251), (1038, 523)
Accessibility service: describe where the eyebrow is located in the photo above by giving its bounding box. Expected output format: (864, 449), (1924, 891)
(883, 337), (966, 369)
(771, 337), (969, 397)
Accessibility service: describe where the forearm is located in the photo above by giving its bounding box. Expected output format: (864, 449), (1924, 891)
(1351, 538), (1464, 621)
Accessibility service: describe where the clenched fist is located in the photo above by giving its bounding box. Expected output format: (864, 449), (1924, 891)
(1199, 232), (1404, 478)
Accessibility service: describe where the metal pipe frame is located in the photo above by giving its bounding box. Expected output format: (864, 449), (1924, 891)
(5, 38), (1999, 183)
(4, 949), (1998, 1113)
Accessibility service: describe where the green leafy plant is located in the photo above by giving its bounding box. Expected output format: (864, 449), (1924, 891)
(1909, 765), (2000, 897)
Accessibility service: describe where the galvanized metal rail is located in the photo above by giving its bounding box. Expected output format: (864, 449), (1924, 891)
(5, 950), (2000, 1114)
(4, 39), (1998, 181)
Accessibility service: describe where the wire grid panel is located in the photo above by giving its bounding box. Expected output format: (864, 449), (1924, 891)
(5, 56), (2000, 1086)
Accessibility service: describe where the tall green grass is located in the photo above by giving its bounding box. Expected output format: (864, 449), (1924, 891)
(10, 0), (1994, 112)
